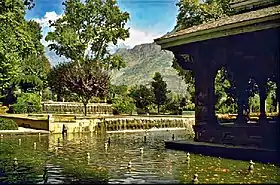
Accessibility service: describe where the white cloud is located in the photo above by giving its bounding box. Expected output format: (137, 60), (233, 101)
(108, 27), (166, 53)
(118, 27), (164, 48)
(32, 11), (62, 47)
(33, 11), (62, 28)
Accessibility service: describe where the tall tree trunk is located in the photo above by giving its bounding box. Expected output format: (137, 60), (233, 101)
(157, 104), (160, 114)
(57, 92), (63, 102)
(84, 103), (87, 116)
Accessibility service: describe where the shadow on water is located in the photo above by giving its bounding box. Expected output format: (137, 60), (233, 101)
(0, 130), (279, 184)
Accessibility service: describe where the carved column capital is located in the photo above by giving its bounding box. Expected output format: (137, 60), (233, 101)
(173, 53), (194, 70)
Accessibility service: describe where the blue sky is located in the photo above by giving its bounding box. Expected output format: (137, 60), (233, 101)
(25, 0), (179, 65)
(26, 0), (178, 47)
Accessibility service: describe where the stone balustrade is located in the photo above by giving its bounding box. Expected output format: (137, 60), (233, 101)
(42, 102), (113, 115)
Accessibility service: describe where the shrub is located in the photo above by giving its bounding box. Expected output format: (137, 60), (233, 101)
(42, 88), (52, 101)
(12, 93), (42, 113)
(112, 95), (136, 115)
(0, 118), (18, 130)
(186, 102), (195, 111)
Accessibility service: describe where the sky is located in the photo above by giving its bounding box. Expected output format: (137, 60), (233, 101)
(25, 0), (179, 50)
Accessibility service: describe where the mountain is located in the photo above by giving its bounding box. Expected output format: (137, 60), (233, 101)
(44, 42), (188, 94)
(111, 43), (188, 94)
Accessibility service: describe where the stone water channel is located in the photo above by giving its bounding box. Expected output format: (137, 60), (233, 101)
(0, 130), (279, 184)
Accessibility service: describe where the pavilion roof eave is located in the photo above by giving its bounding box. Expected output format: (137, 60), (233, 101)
(154, 5), (280, 49)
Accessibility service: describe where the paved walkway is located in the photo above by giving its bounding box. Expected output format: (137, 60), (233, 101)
(0, 127), (49, 135)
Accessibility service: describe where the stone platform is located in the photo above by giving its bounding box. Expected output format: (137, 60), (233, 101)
(165, 140), (280, 164)
(0, 127), (49, 135)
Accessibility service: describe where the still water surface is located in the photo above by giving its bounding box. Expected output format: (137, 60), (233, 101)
(0, 130), (279, 184)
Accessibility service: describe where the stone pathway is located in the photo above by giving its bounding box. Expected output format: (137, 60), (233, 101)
(0, 127), (49, 135)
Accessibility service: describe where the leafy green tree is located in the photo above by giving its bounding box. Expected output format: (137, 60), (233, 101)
(164, 92), (183, 115)
(0, 0), (38, 101)
(172, 59), (195, 104)
(215, 68), (233, 112)
(15, 55), (50, 93)
(45, 0), (129, 68)
(47, 62), (70, 101)
(129, 85), (154, 114)
(45, 0), (130, 115)
(249, 94), (260, 113)
(12, 93), (42, 114)
(151, 72), (168, 114)
(108, 84), (128, 103)
(63, 61), (110, 116)
(112, 95), (136, 115)
(175, 0), (232, 31)
(14, 20), (51, 93)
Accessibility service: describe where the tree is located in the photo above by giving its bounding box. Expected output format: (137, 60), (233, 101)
(151, 72), (168, 114)
(45, 0), (129, 67)
(164, 92), (186, 115)
(15, 54), (51, 93)
(0, 0), (39, 104)
(214, 67), (237, 113)
(129, 85), (154, 114)
(172, 58), (195, 104)
(63, 61), (110, 116)
(108, 84), (128, 102)
(175, 0), (232, 31)
(112, 95), (136, 115)
(45, 0), (130, 115)
(47, 62), (70, 101)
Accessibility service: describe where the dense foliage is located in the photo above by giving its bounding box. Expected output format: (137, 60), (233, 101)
(151, 72), (169, 114)
(12, 93), (42, 114)
(0, 0), (50, 114)
(129, 85), (154, 114)
(112, 95), (136, 115)
(45, 0), (129, 69)
(0, 118), (18, 130)
(175, 0), (233, 31)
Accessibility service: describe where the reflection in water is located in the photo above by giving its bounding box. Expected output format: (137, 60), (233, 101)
(0, 130), (279, 184)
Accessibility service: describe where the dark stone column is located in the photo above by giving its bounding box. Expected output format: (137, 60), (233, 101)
(258, 80), (268, 124)
(235, 77), (249, 125)
(194, 69), (217, 125)
(276, 85), (279, 114)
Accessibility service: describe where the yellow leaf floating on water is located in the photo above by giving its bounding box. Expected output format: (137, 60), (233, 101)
(214, 168), (229, 172)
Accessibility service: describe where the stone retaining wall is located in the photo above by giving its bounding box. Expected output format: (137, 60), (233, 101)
(100, 117), (195, 135)
(0, 114), (195, 135)
(0, 115), (49, 130)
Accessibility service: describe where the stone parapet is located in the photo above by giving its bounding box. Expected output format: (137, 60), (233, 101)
(42, 102), (113, 115)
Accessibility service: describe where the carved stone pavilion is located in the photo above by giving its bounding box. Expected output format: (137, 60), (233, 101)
(155, 0), (280, 150)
